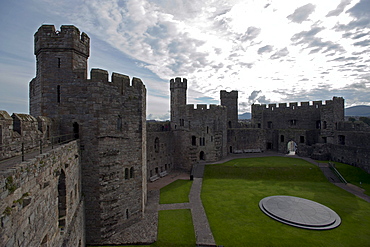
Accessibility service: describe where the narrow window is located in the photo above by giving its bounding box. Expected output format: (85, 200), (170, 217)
(126, 209), (129, 219)
(323, 121), (327, 129)
(73, 122), (79, 139)
(338, 135), (345, 145)
(58, 170), (67, 229)
(57, 85), (61, 103)
(300, 136), (305, 143)
(207, 126), (209, 134)
(130, 167), (134, 178)
(117, 115), (122, 131)
(316, 120), (321, 129)
(154, 137), (160, 153)
(58, 58), (61, 68)
(125, 168), (129, 180)
(228, 121), (232, 128)
(268, 121), (273, 129)
(192, 136), (196, 146)
(280, 135), (284, 142)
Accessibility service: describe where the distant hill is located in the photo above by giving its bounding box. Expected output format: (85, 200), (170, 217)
(345, 105), (370, 117)
(238, 112), (251, 119)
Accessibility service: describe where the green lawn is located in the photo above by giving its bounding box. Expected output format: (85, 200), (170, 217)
(152, 209), (196, 247)
(332, 162), (370, 196)
(159, 179), (192, 204)
(202, 156), (370, 247)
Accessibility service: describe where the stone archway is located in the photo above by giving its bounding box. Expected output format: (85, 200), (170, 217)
(200, 151), (205, 160)
(287, 140), (297, 155)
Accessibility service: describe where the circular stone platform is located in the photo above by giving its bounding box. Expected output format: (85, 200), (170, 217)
(259, 196), (341, 230)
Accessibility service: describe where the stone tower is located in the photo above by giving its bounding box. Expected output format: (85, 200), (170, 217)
(30, 25), (89, 129)
(220, 90), (238, 128)
(170, 77), (187, 129)
(29, 25), (147, 245)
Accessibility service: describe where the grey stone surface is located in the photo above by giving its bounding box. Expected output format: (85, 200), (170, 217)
(259, 195), (341, 230)
(190, 178), (216, 246)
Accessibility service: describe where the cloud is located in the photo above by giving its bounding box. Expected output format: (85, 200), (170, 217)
(270, 47), (289, 60)
(326, 0), (352, 17)
(335, 0), (370, 32)
(247, 90), (268, 104)
(287, 3), (316, 23)
(258, 45), (273, 54)
(291, 25), (345, 54)
(238, 26), (261, 41)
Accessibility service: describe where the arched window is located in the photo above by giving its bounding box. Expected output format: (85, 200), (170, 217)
(58, 170), (67, 229)
(200, 151), (205, 160)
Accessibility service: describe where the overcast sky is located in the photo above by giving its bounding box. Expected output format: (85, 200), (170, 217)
(1, 0), (369, 120)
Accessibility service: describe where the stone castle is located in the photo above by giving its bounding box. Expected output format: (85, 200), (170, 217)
(1, 25), (369, 246)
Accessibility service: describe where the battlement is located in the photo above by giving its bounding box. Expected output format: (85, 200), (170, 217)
(252, 97), (344, 111)
(186, 104), (226, 111)
(170, 77), (187, 89)
(0, 111), (52, 160)
(34, 25), (90, 57)
(220, 90), (238, 98)
(89, 69), (146, 93)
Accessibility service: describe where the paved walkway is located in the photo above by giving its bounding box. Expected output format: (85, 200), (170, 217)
(157, 171), (216, 246)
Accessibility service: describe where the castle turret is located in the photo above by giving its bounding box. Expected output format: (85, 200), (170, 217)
(220, 90), (238, 128)
(30, 25), (90, 118)
(170, 77), (187, 129)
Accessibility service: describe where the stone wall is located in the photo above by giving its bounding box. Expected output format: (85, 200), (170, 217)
(147, 121), (173, 181)
(0, 111), (52, 160)
(0, 141), (84, 247)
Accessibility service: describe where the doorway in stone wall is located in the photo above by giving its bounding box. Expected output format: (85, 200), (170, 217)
(200, 151), (205, 160)
(287, 140), (297, 155)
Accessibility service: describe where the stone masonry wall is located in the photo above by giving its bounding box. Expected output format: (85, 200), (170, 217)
(147, 121), (173, 181)
(0, 141), (84, 247)
(0, 111), (52, 160)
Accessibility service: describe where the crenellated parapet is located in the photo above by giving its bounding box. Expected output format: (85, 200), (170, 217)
(89, 69), (146, 96)
(220, 90), (238, 99)
(170, 77), (187, 90)
(252, 97), (344, 112)
(34, 25), (90, 57)
(0, 111), (52, 160)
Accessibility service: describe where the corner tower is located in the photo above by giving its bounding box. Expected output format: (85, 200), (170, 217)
(30, 25), (90, 118)
(220, 90), (238, 128)
(170, 77), (187, 129)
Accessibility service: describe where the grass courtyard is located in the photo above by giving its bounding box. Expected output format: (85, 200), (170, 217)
(201, 156), (370, 246)
(98, 156), (370, 246)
